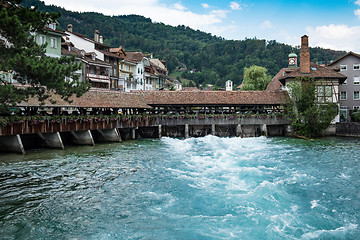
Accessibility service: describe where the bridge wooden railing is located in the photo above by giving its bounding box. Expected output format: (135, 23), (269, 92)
(0, 113), (290, 136)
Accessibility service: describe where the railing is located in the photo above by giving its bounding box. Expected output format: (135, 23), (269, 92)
(87, 73), (110, 81)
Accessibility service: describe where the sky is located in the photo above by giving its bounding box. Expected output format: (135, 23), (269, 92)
(41, 0), (360, 52)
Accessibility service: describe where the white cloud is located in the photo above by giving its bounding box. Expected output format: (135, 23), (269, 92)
(230, 2), (242, 10)
(210, 10), (229, 19)
(355, 0), (360, 6)
(261, 20), (273, 29)
(355, 9), (360, 18)
(172, 3), (186, 11)
(306, 24), (360, 52)
(201, 3), (210, 9)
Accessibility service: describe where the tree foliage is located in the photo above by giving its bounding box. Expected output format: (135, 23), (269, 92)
(286, 78), (338, 138)
(0, 0), (88, 113)
(241, 65), (271, 90)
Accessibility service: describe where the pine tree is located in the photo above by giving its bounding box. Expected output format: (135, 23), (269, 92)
(0, 0), (89, 113)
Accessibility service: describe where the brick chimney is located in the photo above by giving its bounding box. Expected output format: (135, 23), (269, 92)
(94, 30), (99, 42)
(300, 35), (310, 74)
(67, 24), (73, 32)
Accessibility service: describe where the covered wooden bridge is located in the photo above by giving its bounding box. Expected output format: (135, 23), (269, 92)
(0, 89), (291, 154)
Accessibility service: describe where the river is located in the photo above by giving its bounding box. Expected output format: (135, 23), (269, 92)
(0, 136), (359, 239)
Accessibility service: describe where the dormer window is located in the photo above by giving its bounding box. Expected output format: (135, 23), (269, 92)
(48, 23), (56, 30)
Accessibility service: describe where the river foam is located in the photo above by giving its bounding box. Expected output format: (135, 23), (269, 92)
(0, 136), (359, 239)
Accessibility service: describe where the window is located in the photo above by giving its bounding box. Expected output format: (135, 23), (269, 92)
(354, 76), (360, 85)
(343, 79), (347, 85)
(340, 91), (347, 100)
(354, 91), (360, 100)
(354, 106), (360, 110)
(50, 37), (57, 48)
(340, 64), (347, 71)
(39, 35), (46, 45)
(48, 23), (56, 30)
(317, 85), (333, 103)
(354, 63), (360, 70)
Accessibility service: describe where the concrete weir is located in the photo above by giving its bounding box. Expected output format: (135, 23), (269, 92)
(38, 132), (65, 149)
(0, 116), (292, 153)
(93, 129), (122, 143)
(0, 134), (25, 154)
(70, 130), (95, 146)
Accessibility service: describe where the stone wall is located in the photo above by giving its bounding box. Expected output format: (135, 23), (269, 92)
(336, 122), (360, 137)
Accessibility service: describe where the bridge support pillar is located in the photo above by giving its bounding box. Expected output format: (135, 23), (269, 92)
(70, 130), (95, 146)
(236, 124), (243, 137)
(96, 129), (121, 142)
(0, 134), (25, 154)
(38, 132), (64, 149)
(211, 124), (216, 136)
(185, 124), (189, 139)
(158, 125), (162, 139)
(260, 124), (268, 137)
(131, 128), (136, 140)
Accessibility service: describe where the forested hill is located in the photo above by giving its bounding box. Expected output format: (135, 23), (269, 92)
(22, 0), (346, 87)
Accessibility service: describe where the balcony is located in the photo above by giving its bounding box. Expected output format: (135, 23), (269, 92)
(87, 73), (110, 83)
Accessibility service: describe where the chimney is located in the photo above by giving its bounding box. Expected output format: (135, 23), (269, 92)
(94, 30), (99, 42)
(300, 35), (310, 74)
(67, 24), (73, 32)
(99, 36), (103, 44)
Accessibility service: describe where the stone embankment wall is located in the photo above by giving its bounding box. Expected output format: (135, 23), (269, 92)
(336, 122), (360, 137)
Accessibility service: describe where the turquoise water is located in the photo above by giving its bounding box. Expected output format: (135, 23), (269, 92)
(0, 136), (359, 239)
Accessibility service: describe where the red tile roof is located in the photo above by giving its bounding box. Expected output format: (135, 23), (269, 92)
(266, 68), (295, 91)
(18, 90), (152, 109)
(125, 52), (146, 62)
(137, 90), (289, 106)
(279, 62), (347, 85)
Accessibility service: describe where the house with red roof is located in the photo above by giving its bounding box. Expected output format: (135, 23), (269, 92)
(268, 35), (347, 123)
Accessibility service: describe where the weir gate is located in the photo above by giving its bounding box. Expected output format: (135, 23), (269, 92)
(0, 89), (291, 154)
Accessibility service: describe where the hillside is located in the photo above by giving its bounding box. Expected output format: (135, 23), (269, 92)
(22, 0), (346, 87)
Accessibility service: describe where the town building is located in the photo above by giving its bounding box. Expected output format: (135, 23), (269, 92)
(63, 25), (111, 89)
(149, 59), (168, 90)
(268, 35), (347, 123)
(328, 52), (360, 121)
(226, 80), (233, 91)
(35, 21), (64, 58)
(123, 52), (150, 92)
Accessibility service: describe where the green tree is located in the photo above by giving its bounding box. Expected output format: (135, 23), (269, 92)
(241, 65), (272, 90)
(0, 0), (88, 113)
(286, 78), (338, 138)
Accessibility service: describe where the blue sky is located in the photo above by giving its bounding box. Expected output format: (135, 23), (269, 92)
(42, 0), (360, 52)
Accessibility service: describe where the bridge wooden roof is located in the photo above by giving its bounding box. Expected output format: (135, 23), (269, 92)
(17, 88), (289, 109)
(18, 89), (152, 109)
(138, 90), (289, 106)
